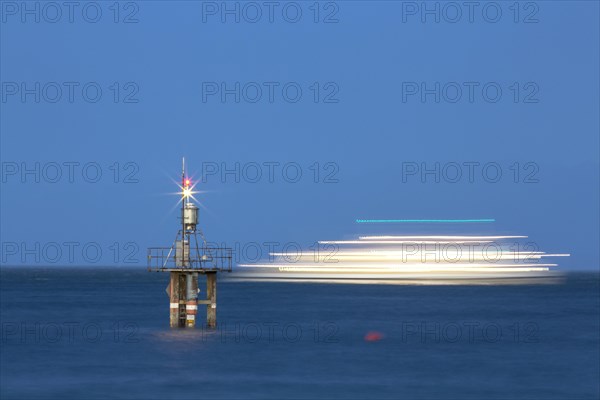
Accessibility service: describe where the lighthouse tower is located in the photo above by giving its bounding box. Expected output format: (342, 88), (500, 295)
(148, 158), (232, 328)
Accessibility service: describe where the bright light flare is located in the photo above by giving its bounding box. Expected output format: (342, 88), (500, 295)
(170, 179), (203, 205)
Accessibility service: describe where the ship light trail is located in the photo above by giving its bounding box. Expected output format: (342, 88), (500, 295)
(230, 221), (570, 284)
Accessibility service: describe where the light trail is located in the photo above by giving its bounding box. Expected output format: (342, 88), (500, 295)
(237, 264), (554, 272)
(319, 240), (495, 244)
(233, 222), (569, 282)
(356, 219), (495, 223)
(358, 235), (527, 240)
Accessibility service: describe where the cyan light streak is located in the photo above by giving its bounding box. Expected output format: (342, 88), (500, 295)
(356, 219), (496, 223)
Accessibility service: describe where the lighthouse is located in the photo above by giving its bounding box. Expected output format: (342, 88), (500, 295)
(148, 158), (232, 328)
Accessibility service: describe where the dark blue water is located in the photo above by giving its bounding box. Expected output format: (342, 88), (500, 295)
(1, 268), (598, 399)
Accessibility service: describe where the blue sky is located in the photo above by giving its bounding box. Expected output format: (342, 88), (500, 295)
(1, 1), (598, 269)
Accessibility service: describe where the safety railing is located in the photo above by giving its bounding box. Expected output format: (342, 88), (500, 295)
(147, 246), (232, 272)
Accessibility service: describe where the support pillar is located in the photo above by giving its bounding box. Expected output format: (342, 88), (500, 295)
(206, 272), (217, 328)
(185, 273), (198, 328)
(169, 272), (181, 328)
(177, 273), (186, 327)
(168, 272), (187, 328)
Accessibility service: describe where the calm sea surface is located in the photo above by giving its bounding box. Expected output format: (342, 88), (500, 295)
(1, 268), (598, 399)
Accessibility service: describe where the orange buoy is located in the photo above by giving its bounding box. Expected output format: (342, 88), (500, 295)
(364, 331), (383, 342)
